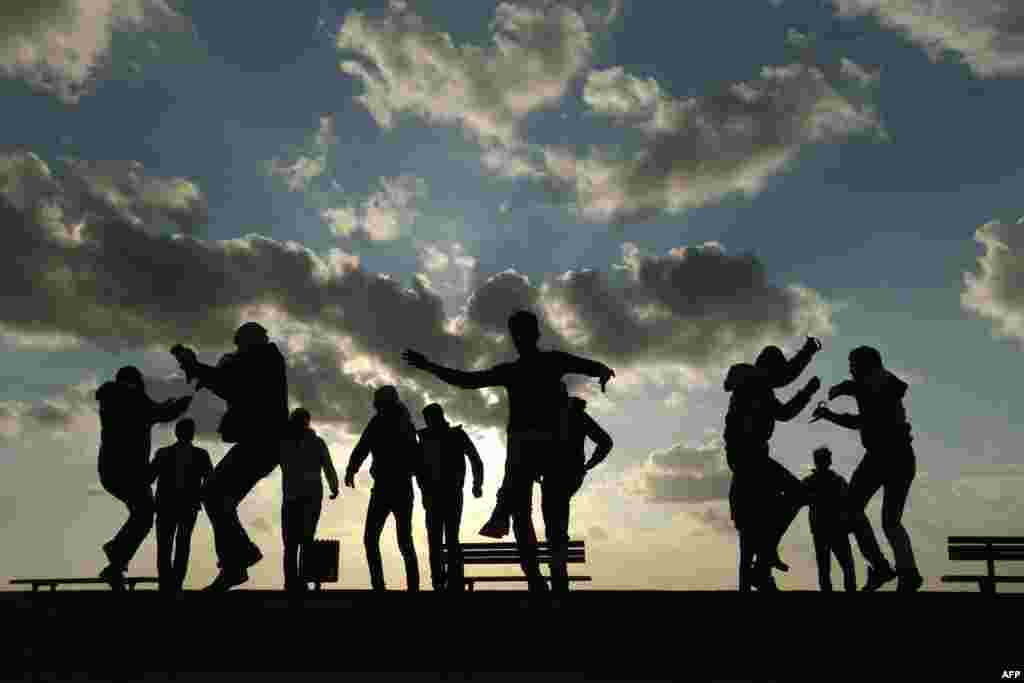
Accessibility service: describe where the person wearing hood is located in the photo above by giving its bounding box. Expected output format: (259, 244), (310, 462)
(723, 337), (822, 590)
(344, 385), (421, 591)
(95, 366), (193, 590)
(810, 346), (923, 592)
(540, 382), (612, 593)
(279, 408), (340, 593)
(416, 403), (484, 592)
(171, 321), (289, 591)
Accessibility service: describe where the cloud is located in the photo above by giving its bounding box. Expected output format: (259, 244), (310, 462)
(961, 218), (1024, 342)
(0, 147), (835, 439)
(629, 437), (732, 503)
(0, 0), (190, 103)
(322, 175), (427, 241)
(415, 240), (480, 318)
(337, 2), (593, 147)
(545, 60), (882, 223)
(831, 0), (1024, 77)
(268, 115), (337, 192)
(541, 241), (835, 372)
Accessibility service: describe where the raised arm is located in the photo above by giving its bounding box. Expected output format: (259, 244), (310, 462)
(771, 338), (821, 389)
(319, 438), (340, 498)
(773, 377), (820, 422)
(147, 395), (192, 425)
(555, 351), (615, 392)
(582, 413), (613, 471)
(816, 407), (863, 431)
(402, 350), (508, 389)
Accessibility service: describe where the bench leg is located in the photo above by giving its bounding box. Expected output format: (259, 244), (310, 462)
(981, 579), (996, 595)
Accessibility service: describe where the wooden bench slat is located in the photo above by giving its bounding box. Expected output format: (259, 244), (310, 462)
(950, 551), (1024, 561)
(457, 541), (585, 550)
(948, 536), (1024, 544)
(462, 557), (585, 565)
(464, 576), (592, 583)
(941, 575), (1024, 583)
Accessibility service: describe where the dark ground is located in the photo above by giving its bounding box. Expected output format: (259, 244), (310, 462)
(0, 590), (1019, 682)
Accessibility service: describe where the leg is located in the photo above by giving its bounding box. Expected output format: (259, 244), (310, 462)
(812, 530), (833, 592)
(541, 470), (571, 593)
(848, 455), (899, 591)
(203, 442), (279, 579)
(445, 488), (465, 592)
(281, 499), (300, 590)
(173, 508), (198, 591)
(881, 450), (922, 591)
(758, 456), (806, 569)
(422, 490), (445, 590)
(833, 531), (857, 592)
(101, 473), (155, 572)
(363, 488), (390, 590)
(507, 436), (544, 590)
(480, 453), (515, 538)
(737, 530), (755, 592)
(155, 511), (175, 592)
(392, 483), (420, 591)
(297, 495), (322, 590)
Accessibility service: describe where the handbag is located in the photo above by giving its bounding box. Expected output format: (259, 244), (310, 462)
(300, 538), (340, 587)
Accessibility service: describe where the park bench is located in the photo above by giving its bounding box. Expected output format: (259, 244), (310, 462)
(10, 577), (159, 592)
(941, 536), (1024, 594)
(450, 540), (591, 591)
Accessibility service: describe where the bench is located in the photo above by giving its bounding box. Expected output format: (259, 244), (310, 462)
(941, 536), (1024, 594)
(449, 540), (591, 591)
(10, 577), (159, 592)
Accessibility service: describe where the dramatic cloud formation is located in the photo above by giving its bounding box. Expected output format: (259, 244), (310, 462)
(0, 0), (190, 103)
(542, 242), (834, 371)
(0, 147), (834, 439)
(337, 1), (594, 146)
(322, 175), (427, 241)
(961, 217), (1024, 342)
(268, 115), (337, 192)
(545, 61), (882, 222)
(832, 1), (1024, 77)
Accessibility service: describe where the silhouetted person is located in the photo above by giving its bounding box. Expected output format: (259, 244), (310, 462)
(148, 418), (212, 593)
(539, 382), (612, 593)
(723, 338), (822, 590)
(403, 310), (615, 592)
(95, 366), (192, 590)
(802, 447), (856, 592)
(810, 346), (923, 592)
(172, 322), (288, 591)
(416, 403), (484, 591)
(345, 386), (421, 591)
(279, 408), (340, 593)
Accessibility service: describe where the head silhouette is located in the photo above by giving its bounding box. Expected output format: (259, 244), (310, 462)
(373, 385), (400, 413)
(507, 310), (540, 355)
(175, 418), (196, 443)
(849, 346), (883, 381)
(813, 446), (832, 469)
(422, 403), (447, 429)
(234, 322), (269, 351)
(290, 407), (311, 430)
(755, 345), (786, 375)
(115, 366), (144, 390)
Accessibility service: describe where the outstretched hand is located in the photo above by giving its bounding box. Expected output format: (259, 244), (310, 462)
(402, 349), (430, 371)
(805, 376), (821, 394)
(803, 336), (823, 354)
(809, 401), (828, 424)
(344, 472), (355, 489)
(472, 484), (483, 499)
(329, 489), (339, 500)
(599, 367), (615, 393)
(828, 380), (856, 401)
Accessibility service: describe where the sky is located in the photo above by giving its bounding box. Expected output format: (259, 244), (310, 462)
(1, 0), (1024, 593)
